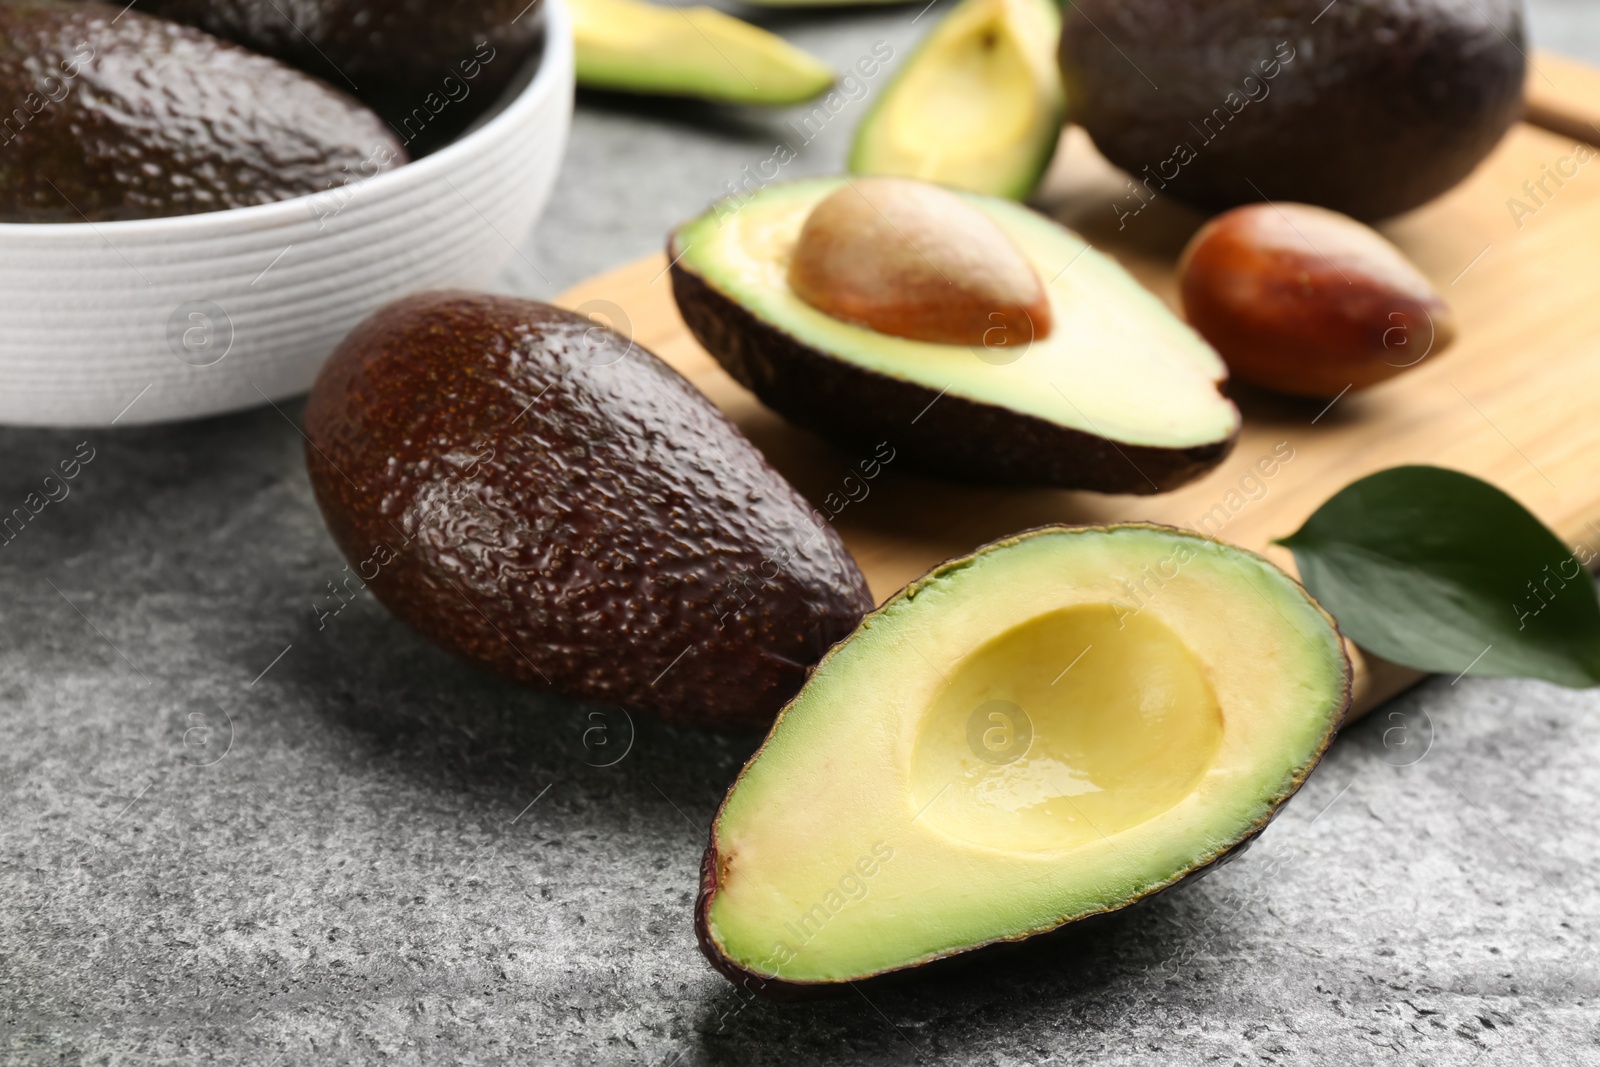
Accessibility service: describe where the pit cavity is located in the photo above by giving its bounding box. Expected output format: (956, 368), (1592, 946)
(908, 604), (1223, 853)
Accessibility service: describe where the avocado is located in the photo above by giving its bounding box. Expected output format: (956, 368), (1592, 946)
(697, 524), (1352, 993)
(0, 1), (404, 222)
(132, 0), (545, 154)
(303, 291), (874, 731)
(571, 0), (832, 106)
(849, 0), (1064, 200)
(669, 178), (1240, 493)
(1059, 0), (1525, 221)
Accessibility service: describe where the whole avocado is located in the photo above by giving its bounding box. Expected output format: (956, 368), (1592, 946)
(303, 292), (875, 731)
(1060, 0), (1526, 221)
(130, 0), (546, 154)
(0, 1), (404, 222)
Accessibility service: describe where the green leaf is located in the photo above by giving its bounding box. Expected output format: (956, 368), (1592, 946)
(1274, 465), (1600, 688)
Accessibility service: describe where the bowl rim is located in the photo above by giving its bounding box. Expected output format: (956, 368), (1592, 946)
(0, 0), (571, 238)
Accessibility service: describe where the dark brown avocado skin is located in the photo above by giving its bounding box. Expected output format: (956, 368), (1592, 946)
(693, 523), (1354, 997)
(670, 250), (1237, 494)
(0, 1), (404, 223)
(1060, 0), (1525, 221)
(131, 0), (546, 154)
(303, 291), (874, 731)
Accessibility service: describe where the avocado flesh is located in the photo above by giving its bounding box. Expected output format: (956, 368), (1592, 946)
(572, 0), (833, 106)
(0, 1), (404, 223)
(699, 525), (1351, 989)
(671, 179), (1238, 490)
(850, 0), (1064, 200)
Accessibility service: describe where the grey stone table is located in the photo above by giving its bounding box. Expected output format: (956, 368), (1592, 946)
(4, 5), (1600, 1065)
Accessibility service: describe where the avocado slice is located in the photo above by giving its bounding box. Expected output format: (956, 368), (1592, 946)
(850, 0), (1064, 200)
(571, 0), (833, 106)
(670, 178), (1240, 492)
(0, 1), (404, 222)
(697, 524), (1352, 993)
(1059, 0), (1525, 221)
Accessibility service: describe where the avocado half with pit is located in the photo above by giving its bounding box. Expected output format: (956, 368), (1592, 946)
(697, 524), (1352, 994)
(670, 179), (1240, 492)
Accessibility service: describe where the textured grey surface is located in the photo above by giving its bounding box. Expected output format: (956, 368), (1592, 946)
(5, 4), (1600, 1065)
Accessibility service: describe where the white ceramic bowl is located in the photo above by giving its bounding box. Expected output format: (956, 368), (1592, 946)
(0, 0), (574, 427)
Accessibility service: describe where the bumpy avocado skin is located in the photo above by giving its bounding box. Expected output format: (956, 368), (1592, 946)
(670, 254), (1236, 493)
(303, 292), (874, 731)
(1060, 0), (1525, 221)
(0, 1), (404, 222)
(132, 0), (545, 154)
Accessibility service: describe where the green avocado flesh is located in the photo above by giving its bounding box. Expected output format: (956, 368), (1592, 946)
(700, 525), (1350, 987)
(850, 0), (1064, 200)
(674, 179), (1237, 453)
(572, 0), (833, 105)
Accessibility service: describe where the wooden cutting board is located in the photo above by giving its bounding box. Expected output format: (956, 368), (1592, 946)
(1524, 49), (1600, 146)
(555, 68), (1600, 720)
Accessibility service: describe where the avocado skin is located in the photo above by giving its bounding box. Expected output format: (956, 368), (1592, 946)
(670, 255), (1237, 493)
(132, 0), (545, 154)
(0, 1), (405, 222)
(303, 291), (874, 731)
(1060, 0), (1525, 221)
(694, 523), (1354, 997)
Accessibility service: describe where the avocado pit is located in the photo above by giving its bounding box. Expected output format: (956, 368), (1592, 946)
(786, 177), (1053, 348)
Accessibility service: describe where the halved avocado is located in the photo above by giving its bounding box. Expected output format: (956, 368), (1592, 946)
(850, 0), (1065, 200)
(571, 0), (834, 106)
(698, 524), (1352, 994)
(670, 179), (1240, 492)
